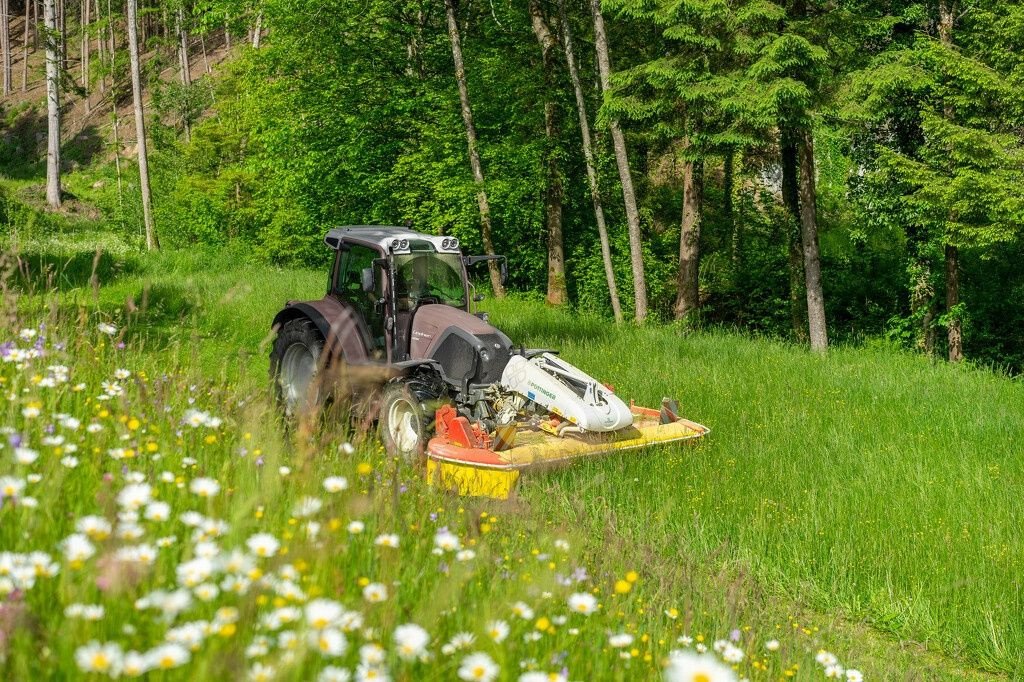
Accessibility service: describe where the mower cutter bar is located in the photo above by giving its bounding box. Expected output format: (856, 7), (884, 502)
(425, 403), (709, 499)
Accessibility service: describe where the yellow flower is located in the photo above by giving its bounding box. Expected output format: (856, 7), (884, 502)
(614, 580), (632, 595)
(625, 570), (639, 583)
(535, 617), (550, 631)
(357, 577), (370, 587)
(127, 418), (141, 430)
(219, 623), (237, 637)
(204, 435), (217, 445)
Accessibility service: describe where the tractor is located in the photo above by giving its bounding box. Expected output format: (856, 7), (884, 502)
(269, 226), (707, 498)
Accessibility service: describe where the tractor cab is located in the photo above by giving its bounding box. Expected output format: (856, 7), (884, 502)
(323, 227), (504, 363)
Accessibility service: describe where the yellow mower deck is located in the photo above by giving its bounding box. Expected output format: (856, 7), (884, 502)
(426, 406), (709, 499)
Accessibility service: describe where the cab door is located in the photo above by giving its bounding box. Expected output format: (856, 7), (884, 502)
(332, 244), (387, 361)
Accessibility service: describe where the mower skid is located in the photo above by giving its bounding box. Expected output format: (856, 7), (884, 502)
(425, 404), (709, 499)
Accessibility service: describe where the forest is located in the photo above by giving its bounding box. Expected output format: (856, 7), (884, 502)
(3, 0), (1024, 367)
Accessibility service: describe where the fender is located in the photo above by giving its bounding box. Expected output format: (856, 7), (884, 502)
(271, 297), (372, 365)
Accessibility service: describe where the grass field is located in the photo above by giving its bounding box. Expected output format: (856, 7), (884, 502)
(0, 238), (1019, 679)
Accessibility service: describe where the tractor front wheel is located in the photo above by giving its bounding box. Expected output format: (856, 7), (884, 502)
(379, 381), (428, 463)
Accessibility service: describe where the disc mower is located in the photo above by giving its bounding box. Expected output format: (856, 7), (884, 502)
(270, 227), (708, 499)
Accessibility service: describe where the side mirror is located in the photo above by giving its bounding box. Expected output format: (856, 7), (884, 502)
(464, 254), (509, 286)
(361, 267), (374, 292)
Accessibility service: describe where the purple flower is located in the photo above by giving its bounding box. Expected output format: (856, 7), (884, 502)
(571, 566), (589, 583)
(730, 629), (741, 642)
(438, 562), (450, 575)
(0, 342), (12, 358)
(255, 456), (265, 467)
(7, 433), (22, 448)
(399, 484), (407, 493)
(44, 424), (55, 434)
(116, 342), (126, 350)
(429, 513), (438, 522)
(103, 473), (114, 482)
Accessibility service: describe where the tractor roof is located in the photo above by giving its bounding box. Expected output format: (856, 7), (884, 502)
(324, 226), (424, 250)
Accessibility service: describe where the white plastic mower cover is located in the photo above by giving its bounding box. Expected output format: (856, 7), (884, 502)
(499, 353), (634, 432)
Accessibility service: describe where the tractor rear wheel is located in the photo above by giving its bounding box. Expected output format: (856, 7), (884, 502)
(270, 318), (325, 418)
(379, 381), (428, 463)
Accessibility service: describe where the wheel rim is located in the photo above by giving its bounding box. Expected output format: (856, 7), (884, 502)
(387, 398), (420, 456)
(280, 342), (317, 412)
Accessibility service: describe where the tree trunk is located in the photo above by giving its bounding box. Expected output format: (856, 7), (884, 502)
(674, 143), (702, 321)
(528, 0), (566, 306)
(938, 1), (963, 363)
(57, 0), (64, 72)
(43, 0), (61, 207)
(127, 0), (158, 250)
(945, 244), (962, 362)
(81, 0), (90, 110)
(251, 11), (262, 48)
(725, 150), (739, 268)
(591, 0), (647, 322)
(797, 129), (828, 351)
(176, 5), (191, 141)
(781, 131), (806, 341)
(1, 0), (11, 96)
(224, 13), (230, 49)
(557, 0), (621, 322)
(21, 0), (29, 91)
(444, 0), (504, 297)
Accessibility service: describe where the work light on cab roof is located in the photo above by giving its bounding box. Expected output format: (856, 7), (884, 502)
(270, 226), (708, 499)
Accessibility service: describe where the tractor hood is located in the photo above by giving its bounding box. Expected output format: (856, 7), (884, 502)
(409, 305), (513, 387)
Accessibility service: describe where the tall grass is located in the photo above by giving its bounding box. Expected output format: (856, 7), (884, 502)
(0, 244), (1011, 679)
(483, 297), (1023, 674)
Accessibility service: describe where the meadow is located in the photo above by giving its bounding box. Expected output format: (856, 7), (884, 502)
(0, 239), (1019, 680)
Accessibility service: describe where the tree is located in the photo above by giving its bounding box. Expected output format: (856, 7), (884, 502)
(847, 0), (1024, 362)
(557, 0), (622, 322)
(44, 0), (61, 207)
(443, 0), (504, 297)
(591, 0), (647, 321)
(1, 0), (11, 96)
(127, 0), (159, 250)
(528, 0), (566, 306)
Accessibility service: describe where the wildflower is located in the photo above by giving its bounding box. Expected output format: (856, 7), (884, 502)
(0, 476), (25, 498)
(61, 455), (79, 468)
(393, 623), (430, 660)
(846, 670), (864, 682)
(324, 476), (349, 493)
(663, 650), (737, 682)
(190, 477), (221, 498)
(553, 539), (570, 551)
(61, 534), (97, 563)
(339, 442), (355, 455)
(75, 641), (124, 675)
(146, 643), (190, 670)
(721, 644), (744, 664)
(246, 533), (281, 558)
(816, 651), (839, 667)
(374, 534), (399, 549)
(567, 593), (597, 615)
(294, 496), (324, 518)
(458, 652), (499, 682)
(306, 599), (344, 629)
(614, 579), (632, 594)
(14, 447), (38, 465)
(98, 323), (118, 336)
(77, 515), (113, 540)
(319, 666), (352, 682)
(362, 582), (388, 603)
(609, 633), (634, 648)
(456, 549), (476, 561)
(348, 521), (365, 534)
(311, 628), (348, 657)
(825, 664), (846, 679)
(279, 466), (291, 477)
(249, 663), (276, 681)
(116, 483), (153, 510)
(122, 650), (149, 677)
(511, 602), (535, 620)
(434, 529), (461, 552)
(485, 620), (509, 643)
(194, 583), (220, 602)
(765, 640), (780, 652)
(354, 661), (388, 681)
(144, 501), (171, 522)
